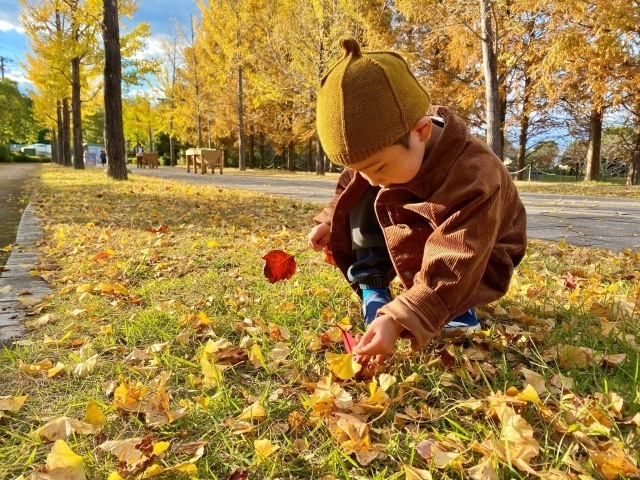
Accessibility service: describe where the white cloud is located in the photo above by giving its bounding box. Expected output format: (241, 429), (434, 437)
(134, 35), (164, 60)
(0, 19), (24, 34)
(5, 69), (31, 84)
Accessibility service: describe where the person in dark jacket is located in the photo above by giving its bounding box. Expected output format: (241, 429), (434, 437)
(308, 38), (527, 363)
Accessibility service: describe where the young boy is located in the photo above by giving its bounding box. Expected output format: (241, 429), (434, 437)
(308, 38), (527, 363)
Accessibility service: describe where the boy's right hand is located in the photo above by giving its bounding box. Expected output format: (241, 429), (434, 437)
(308, 223), (331, 251)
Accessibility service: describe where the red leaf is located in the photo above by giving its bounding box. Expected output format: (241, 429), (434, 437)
(565, 275), (576, 290)
(145, 224), (169, 234)
(323, 244), (336, 267)
(340, 328), (356, 354)
(262, 250), (296, 283)
(92, 252), (109, 261)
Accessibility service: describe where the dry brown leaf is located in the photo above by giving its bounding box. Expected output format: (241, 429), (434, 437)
(588, 441), (640, 480)
(0, 395), (28, 412)
(520, 367), (547, 394)
(467, 456), (499, 480)
(99, 437), (145, 463)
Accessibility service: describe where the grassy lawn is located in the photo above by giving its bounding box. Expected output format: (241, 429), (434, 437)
(514, 180), (640, 199)
(1, 165), (639, 479)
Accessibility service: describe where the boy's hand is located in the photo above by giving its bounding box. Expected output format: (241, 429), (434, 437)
(308, 223), (331, 251)
(353, 314), (405, 364)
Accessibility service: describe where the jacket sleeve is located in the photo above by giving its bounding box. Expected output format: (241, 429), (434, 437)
(313, 168), (356, 225)
(378, 169), (508, 350)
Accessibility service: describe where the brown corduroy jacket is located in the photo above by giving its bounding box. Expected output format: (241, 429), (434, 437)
(314, 106), (527, 350)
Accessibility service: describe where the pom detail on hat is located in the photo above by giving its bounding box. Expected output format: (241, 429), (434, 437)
(340, 37), (361, 57)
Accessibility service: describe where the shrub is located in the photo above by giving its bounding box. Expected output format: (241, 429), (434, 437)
(159, 155), (171, 166)
(12, 153), (50, 163)
(0, 144), (12, 163)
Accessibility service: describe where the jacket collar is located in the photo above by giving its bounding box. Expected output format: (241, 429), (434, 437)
(384, 106), (469, 199)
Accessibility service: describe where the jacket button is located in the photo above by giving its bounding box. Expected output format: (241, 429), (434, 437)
(383, 216), (391, 226)
(403, 270), (413, 279)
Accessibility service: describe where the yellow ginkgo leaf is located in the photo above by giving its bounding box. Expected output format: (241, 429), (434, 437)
(113, 283), (128, 295)
(83, 401), (106, 426)
(46, 439), (86, 480)
(378, 374), (397, 392)
(201, 358), (222, 388)
(515, 384), (542, 404)
(250, 343), (268, 370)
(141, 464), (165, 478)
(0, 395), (28, 412)
(404, 464), (433, 480)
(107, 473), (123, 480)
(325, 352), (361, 380)
(238, 401), (266, 422)
(152, 441), (170, 456)
(254, 439), (279, 464)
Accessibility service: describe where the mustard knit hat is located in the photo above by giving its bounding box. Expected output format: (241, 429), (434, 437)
(317, 37), (431, 166)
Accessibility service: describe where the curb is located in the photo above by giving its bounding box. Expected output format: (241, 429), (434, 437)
(0, 202), (51, 346)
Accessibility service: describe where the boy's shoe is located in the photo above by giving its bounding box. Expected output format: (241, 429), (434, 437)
(362, 289), (391, 325)
(444, 309), (481, 333)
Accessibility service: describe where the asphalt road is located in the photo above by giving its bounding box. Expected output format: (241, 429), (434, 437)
(132, 167), (640, 252)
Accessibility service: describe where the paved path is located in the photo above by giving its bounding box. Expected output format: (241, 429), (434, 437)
(0, 163), (39, 261)
(133, 167), (640, 252)
(0, 164), (51, 344)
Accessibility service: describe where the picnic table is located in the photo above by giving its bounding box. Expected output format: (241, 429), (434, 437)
(137, 153), (159, 169)
(186, 148), (223, 174)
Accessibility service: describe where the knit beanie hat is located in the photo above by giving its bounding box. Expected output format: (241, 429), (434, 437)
(317, 37), (431, 166)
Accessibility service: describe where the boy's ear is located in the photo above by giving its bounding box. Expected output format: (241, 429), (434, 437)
(412, 116), (433, 142)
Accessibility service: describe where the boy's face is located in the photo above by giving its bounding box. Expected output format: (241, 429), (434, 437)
(349, 118), (432, 188)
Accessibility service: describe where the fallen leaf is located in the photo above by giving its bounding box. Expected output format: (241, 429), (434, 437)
(99, 437), (145, 463)
(0, 395), (28, 412)
(238, 401), (266, 422)
(83, 401), (106, 426)
(588, 441), (640, 480)
(520, 367), (547, 394)
(46, 440), (86, 480)
(325, 352), (361, 380)
(36, 417), (97, 441)
(254, 438), (279, 464)
(468, 456), (499, 480)
(262, 250), (296, 283)
(404, 464), (433, 480)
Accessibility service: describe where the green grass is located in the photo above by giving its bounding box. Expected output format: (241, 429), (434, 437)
(0, 166), (638, 479)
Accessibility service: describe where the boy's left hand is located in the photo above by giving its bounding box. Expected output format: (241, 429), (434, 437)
(353, 314), (405, 364)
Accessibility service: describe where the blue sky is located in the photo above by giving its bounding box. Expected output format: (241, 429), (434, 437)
(0, 0), (198, 91)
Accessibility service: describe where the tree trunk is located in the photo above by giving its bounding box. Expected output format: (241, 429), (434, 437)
(249, 133), (255, 169)
(62, 97), (72, 167)
(237, 64), (246, 170)
(71, 56), (84, 169)
(584, 108), (603, 181)
(56, 101), (64, 165)
(307, 137), (313, 171)
(515, 70), (532, 181)
(50, 129), (59, 165)
(627, 115), (640, 186)
(479, 0), (501, 157)
(288, 141), (295, 171)
(499, 88), (507, 160)
(102, 0), (128, 180)
(169, 134), (175, 166)
(259, 133), (265, 169)
(315, 130), (325, 176)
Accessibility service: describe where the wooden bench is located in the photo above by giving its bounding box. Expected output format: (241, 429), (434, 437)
(137, 153), (159, 169)
(186, 148), (223, 174)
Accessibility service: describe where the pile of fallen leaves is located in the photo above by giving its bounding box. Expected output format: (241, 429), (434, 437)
(0, 166), (639, 479)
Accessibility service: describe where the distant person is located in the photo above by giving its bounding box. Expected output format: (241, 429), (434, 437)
(135, 143), (145, 168)
(100, 149), (106, 166)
